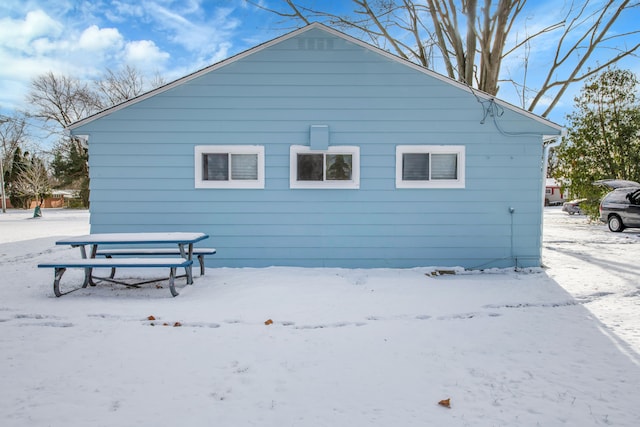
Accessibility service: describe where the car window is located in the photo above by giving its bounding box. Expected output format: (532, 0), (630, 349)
(606, 191), (630, 203)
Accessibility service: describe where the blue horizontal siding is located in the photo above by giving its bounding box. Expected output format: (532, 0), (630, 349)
(89, 200), (543, 215)
(88, 188), (530, 202)
(91, 212), (518, 226)
(88, 163), (539, 181)
(77, 26), (559, 269)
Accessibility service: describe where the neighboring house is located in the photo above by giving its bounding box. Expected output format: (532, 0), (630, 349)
(68, 23), (563, 269)
(545, 178), (567, 206)
(4, 190), (78, 209)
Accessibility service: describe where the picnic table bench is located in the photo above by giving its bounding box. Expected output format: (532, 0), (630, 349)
(38, 258), (193, 297)
(96, 247), (216, 277)
(38, 232), (210, 297)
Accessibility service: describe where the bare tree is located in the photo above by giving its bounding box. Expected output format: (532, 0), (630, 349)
(26, 72), (96, 204)
(26, 66), (168, 207)
(0, 113), (29, 212)
(28, 66), (168, 130)
(0, 112), (28, 161)
(27, 71), (101, 128)
(248, 0), (640, 117)
(528, 1), (640, 116)
(95, 65), (153, 107)
(149, 72), (168, 93)
(13, 157), (51, 205)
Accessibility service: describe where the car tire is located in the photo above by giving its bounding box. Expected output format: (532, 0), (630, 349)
(608, 215), (625, 232)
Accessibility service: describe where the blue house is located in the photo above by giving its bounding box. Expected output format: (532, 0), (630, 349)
(68, 23), (563, 269)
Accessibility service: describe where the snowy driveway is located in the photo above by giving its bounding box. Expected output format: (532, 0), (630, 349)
(543, 206), (640, 352)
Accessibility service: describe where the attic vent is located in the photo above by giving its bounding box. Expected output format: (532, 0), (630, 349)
(298, 38), (334, 50)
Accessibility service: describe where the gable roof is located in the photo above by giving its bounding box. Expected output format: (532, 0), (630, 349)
(68, 22), (562, 134)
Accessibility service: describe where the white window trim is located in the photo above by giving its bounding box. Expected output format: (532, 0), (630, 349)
(396, 145), (465, 189)
(290, 145), (360, 189)
(195, 145), (265, 189)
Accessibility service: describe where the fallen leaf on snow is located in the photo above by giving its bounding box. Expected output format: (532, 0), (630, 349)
(264, 319), (274, 325)
(438, 398), (451, 408)
(147, 315), (156, 321)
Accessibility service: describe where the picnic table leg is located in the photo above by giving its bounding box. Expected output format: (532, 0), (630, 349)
(53, 267), (67, 297)
(178, 243), (194, 285)
(103, 255), (117, 279)
(187, 244), (194, 284)
(77, 245), (93, 288)
(197, 255), (205, 276)
(88, 245), (98, 286)
(169, 267), (179, 297)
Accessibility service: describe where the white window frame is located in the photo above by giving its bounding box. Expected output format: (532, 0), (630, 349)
(195, 145), (265, 189)
(290, 145), (360, 189)
(396, 145), (465, 189)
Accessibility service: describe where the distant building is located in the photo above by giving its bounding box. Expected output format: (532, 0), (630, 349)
(545, 179), (567, 206)
(4, 190), (79, 209)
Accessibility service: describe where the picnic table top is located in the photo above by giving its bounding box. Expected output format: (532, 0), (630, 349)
(55, 232), (209, 246)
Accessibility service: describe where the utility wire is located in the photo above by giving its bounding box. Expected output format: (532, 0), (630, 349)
(464, 85), (551, 137)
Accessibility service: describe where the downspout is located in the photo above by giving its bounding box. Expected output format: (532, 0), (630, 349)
(540, 132), (566, 264)
(542, 135), (563, 202)
(1, 158), (6, 213)
(0, 116), (7, 213)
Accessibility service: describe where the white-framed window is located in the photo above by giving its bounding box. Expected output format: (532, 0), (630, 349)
(195, 145), (265, 189)
(290, 145), (360, 189)
(396, 145), (465, 188)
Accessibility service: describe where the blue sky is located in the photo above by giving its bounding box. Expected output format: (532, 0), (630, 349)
(0, 1), (283, 112)
(1, 0), (639, 128)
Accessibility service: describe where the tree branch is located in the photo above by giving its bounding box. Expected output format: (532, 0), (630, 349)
(529, 0), (639, 116)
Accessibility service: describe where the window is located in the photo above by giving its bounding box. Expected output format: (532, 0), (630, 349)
(628, 189), (640, 205)
(195, 145), (265, 189)
(290, 145), (360, 189)
(396, 145), (465, 188)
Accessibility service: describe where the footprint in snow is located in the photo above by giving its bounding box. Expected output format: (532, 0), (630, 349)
(438, 312), (501, 320)
(14, 313), (58, 320)
(295, 321), (366, 330)
(18, 321), (74, 328)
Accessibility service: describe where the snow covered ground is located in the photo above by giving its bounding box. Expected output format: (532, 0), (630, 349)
(0, 207), (638, 427)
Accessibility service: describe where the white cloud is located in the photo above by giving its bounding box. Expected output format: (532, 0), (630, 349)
(107, 1), (145, 22)
(140, 2), (241, 59)
(78, 25), (124, 51)
(0, 1), (250, 112)
(0, 9), (62, 51)
(0, 51), (67, 111)
(0, 4), (176, 111)
(124, 39), (170, 68)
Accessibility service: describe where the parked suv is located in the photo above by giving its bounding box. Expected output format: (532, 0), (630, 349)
(597, 180), (640, 232)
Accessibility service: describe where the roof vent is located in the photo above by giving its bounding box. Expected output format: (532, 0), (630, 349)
(298, 38), (334, 50)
